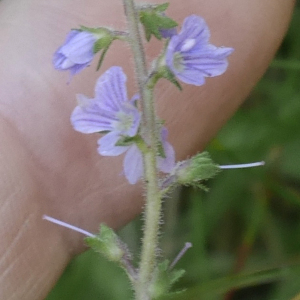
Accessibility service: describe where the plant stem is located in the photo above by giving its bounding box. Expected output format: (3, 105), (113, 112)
(123, 0), (162, 299)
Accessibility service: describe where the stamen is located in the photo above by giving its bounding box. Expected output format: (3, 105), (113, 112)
(219, 161), (265, 170)
(43, 215), (95, 237)
(169, 242), (193, 270)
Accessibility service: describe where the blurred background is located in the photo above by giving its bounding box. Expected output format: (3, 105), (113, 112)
(47, 3), (300, 300)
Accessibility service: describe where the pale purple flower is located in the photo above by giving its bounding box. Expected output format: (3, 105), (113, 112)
(70, 66), (175, 184)
(98, 127), (175, 185)
(71, 66), (141, 138)
(53, 30), (97, 77)
(165, 15), (234, 86)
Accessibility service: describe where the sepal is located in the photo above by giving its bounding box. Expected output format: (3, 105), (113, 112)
(79, 26), (113, 51)
(175, 152), (220, 190)
(152, 65), (182, 90)
(139, 3), (177, 41)
(85, 224), (126, 262)
(148, 260), (185, 299)
(79, 26), (125, 71)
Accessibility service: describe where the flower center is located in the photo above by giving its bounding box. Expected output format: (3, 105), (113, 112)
(173, 52), (184, 71)
(180, 38), (196, 52)
(115, 111), (134, 133)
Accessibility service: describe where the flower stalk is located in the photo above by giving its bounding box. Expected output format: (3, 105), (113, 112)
(53, 2), (236, 298)
(123, 0), (164, 298)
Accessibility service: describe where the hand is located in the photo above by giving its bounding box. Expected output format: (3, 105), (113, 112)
(0, 0), (295, 299)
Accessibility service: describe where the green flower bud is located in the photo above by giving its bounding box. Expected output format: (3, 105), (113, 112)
(176, 152), (220, 190)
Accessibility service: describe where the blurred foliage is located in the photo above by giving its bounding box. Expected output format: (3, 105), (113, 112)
(47, 3), (300, 300)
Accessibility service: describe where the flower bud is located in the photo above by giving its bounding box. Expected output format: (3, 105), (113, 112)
(53, 27), (115, 78)
(53, 30), (97, 77)
(175, 152), (220, 189)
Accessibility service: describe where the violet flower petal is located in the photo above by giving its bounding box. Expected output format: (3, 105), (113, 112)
(71, 95), (118, 134)
(97, 132), (129, 156)
(95, 66), (128, 112)
(71, 67), (141, 137)
(158, 140), (175, 173)
(59, 31), (96, 64)
(157, 127), (175, 173)
(123, 145), (144, 184)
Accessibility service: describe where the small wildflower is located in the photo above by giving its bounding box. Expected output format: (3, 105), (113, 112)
(53, 30), (97, 77)
(165, 15), (234, 86)
(71, 66), (175, 184)
(71, 66), (141, 137)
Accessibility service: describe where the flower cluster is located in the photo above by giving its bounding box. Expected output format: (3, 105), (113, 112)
(71, 66), (175, 184)
(54, 14), (233, 185)
(50, 7), (241, 299)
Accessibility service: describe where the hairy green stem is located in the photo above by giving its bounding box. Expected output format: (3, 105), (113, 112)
(123, 0), (162, 299)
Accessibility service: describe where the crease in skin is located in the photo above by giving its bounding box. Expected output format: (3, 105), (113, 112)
(8, 258), (48, 300)
(0, 213), (34, 269)
(77, 181), (129, 208)
(1, 255), (29, 300)
(4, 259), (42, 300)
(0, 186), (20, 216)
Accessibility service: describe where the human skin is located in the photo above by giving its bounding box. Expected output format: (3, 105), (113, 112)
(0, 0), (295, 299)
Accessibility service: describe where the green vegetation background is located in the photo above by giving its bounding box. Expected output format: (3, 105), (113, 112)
(47, 3), (300, 300)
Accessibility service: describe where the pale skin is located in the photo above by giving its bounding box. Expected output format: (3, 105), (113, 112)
(0, 0), (295, 299)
